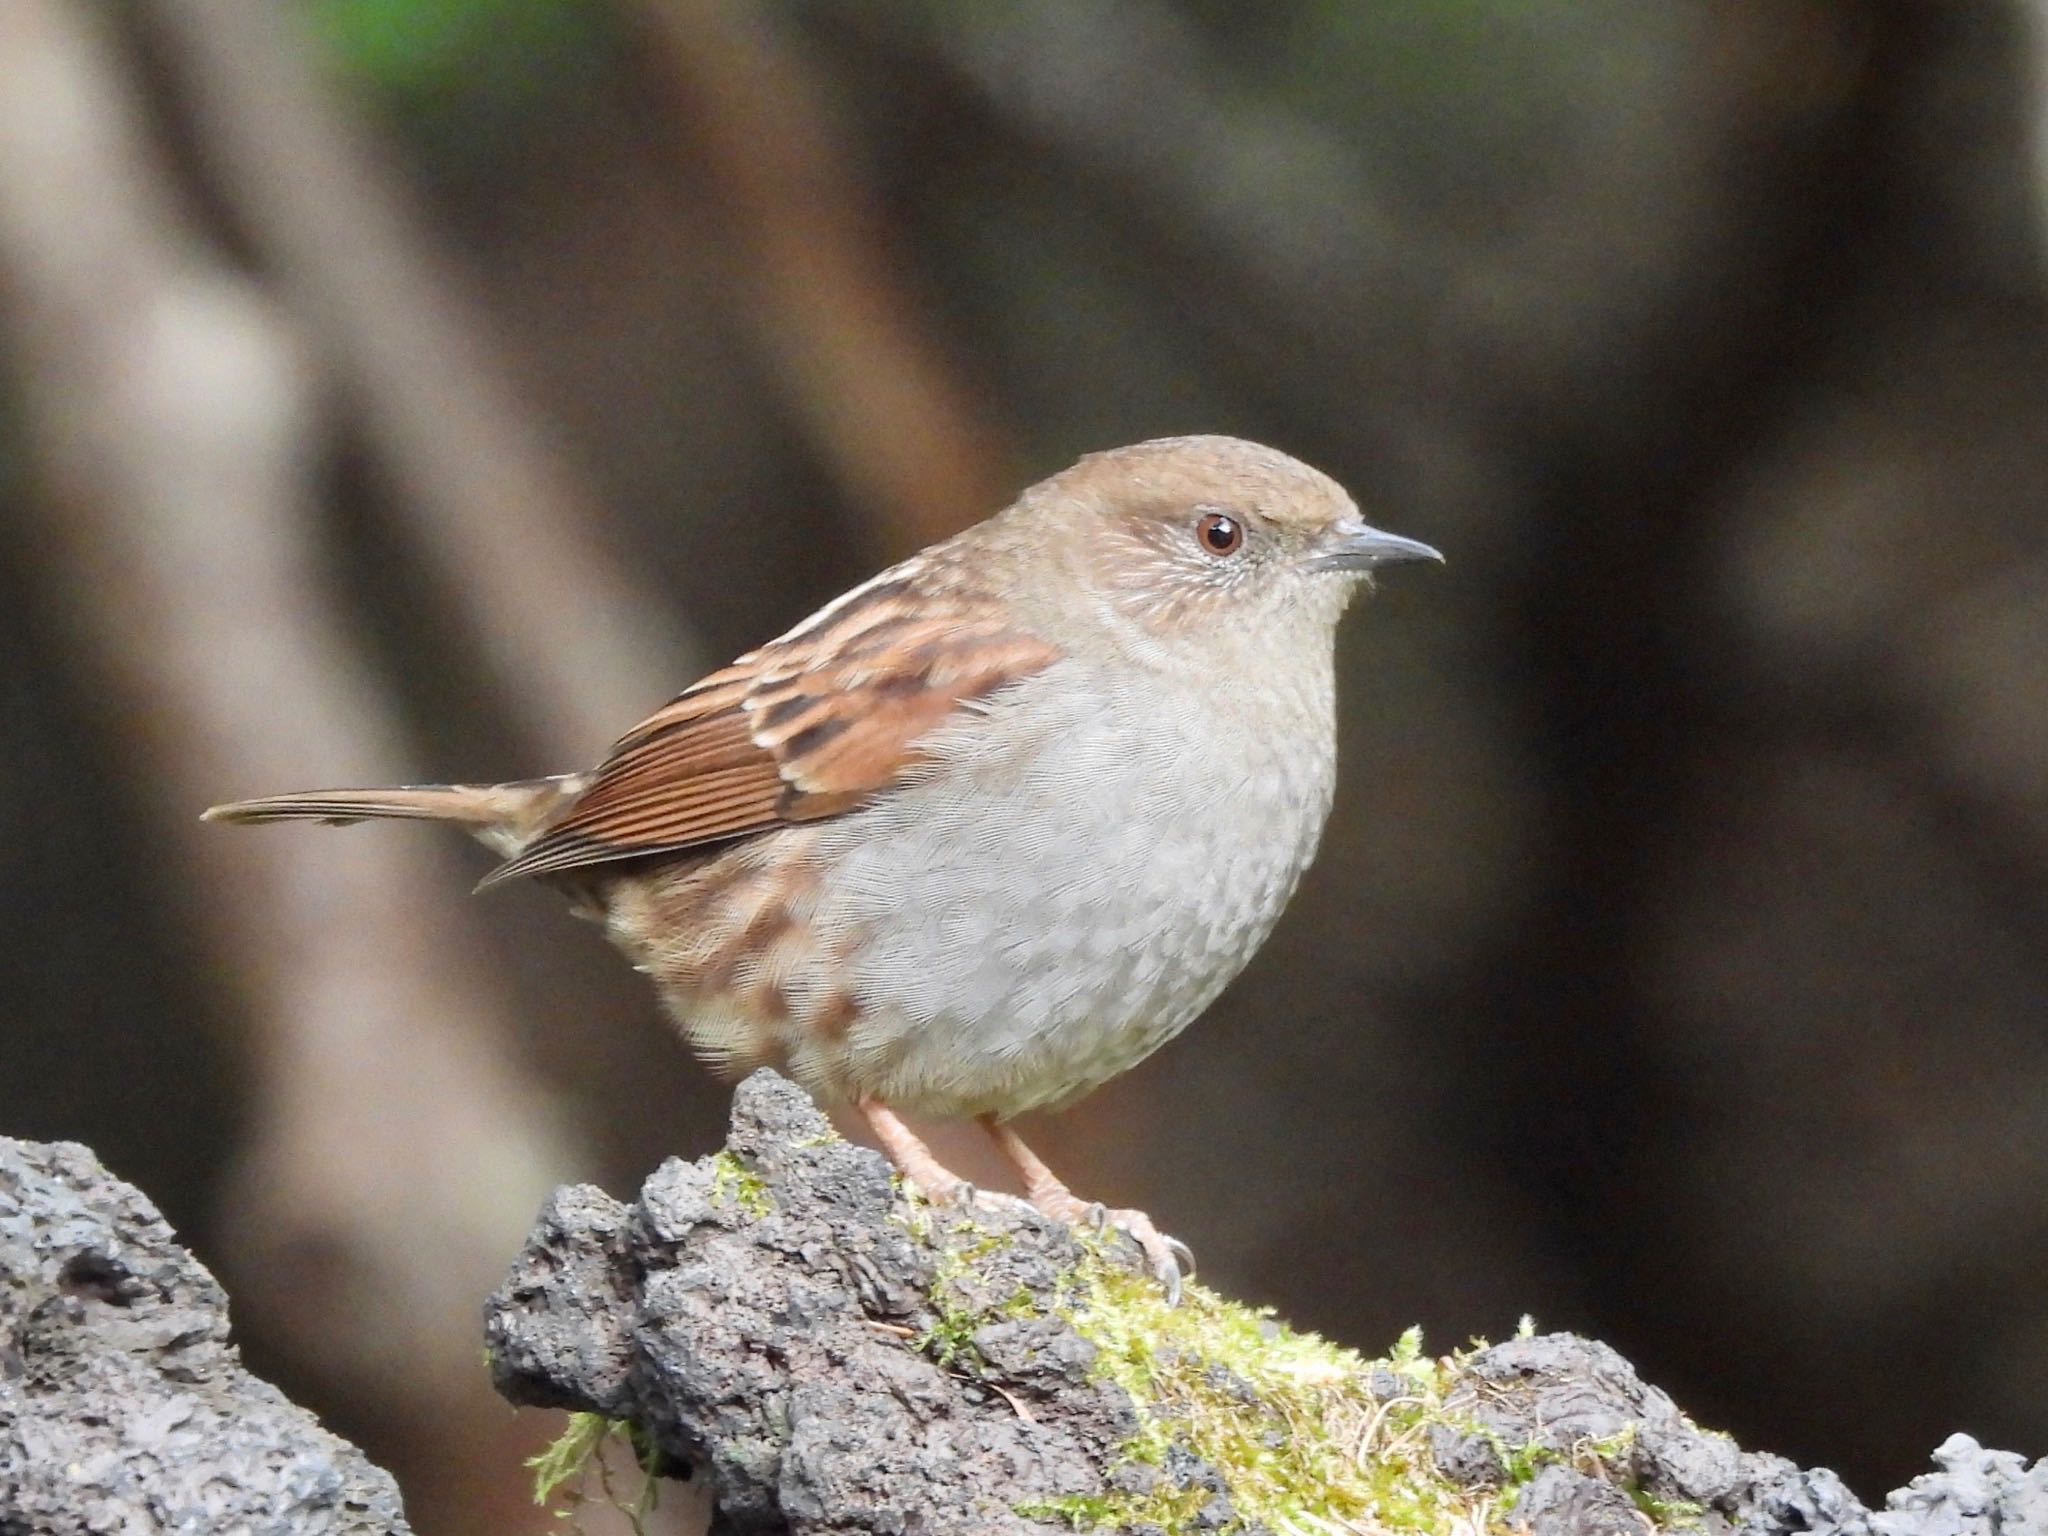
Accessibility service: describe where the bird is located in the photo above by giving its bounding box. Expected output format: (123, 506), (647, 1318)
(205, 434), (1441, 1298)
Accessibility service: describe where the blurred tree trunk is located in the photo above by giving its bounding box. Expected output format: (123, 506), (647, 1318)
(0, 5), (591, 1531)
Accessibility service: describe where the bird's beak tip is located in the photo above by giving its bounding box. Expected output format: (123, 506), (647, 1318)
(1318, 525), (1444, 573)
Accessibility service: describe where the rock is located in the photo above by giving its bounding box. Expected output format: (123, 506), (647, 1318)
(1872, 1433), (2048, 1536)
(10, 1073), (2038, 1536)
(0, 1137), (409, 1535)
(1512, 1465), (1645, 1536)
(487, 1071), (2042, 1536)
(488, 1070), (1143, 1534)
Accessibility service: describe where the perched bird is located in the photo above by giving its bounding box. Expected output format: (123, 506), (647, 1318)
(205, 435), (1439, 1296)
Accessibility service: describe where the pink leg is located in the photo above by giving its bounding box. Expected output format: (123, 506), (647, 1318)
(981, 1117), (1193, 1302)
(856, 1101), (973, 1203)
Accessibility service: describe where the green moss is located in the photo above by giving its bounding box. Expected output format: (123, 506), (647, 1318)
(885, 1199), (1709, 1534)
(528, 1412), (664, 1533)
(1632, 1487), (1708, 1530)
(1018, 1486), (1215, 1531)
(1494, 1424), (1639, 1507)
(1046, 1253), (1467, 1533)
(1036, 1247), (1689, 1535)
(999, 1284), (1041, 1321)
(709, 1150), (774, 1218)
(916, 1213), (1017, 1366)
(530, 1412), (610, 1506)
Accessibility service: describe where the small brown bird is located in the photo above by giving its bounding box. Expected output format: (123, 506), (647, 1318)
(206, 435), (1439, 1295)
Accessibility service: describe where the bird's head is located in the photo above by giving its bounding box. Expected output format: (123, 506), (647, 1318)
(1003, 435), (1441, 648)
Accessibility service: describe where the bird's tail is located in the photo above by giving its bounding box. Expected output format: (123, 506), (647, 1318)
(202, 776), (587, 862)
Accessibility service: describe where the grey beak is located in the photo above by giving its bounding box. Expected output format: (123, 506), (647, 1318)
(1313, 523), (1444, 573)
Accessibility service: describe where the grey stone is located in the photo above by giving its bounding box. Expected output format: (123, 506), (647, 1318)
(1871, 1433), (2048, 1536)
(489, 1072), (2046, 1536)
(1513, 1465), (1646, 1536)
(488, 1069), (1164, 1534)
(0, 1138), (408, 1535)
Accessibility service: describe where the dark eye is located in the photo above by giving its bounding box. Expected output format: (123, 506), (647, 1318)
(1196, 512), (1244, 556)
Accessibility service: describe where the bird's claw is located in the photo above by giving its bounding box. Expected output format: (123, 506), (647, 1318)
(1090, 1206), (1193, 1306)
(944, 1175), (1192, 1304)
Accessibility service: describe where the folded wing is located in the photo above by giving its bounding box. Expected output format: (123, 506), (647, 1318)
(482, 573), (1059, 886)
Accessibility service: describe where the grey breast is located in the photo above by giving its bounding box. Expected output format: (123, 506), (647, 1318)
(802, 660), (1338, 1117)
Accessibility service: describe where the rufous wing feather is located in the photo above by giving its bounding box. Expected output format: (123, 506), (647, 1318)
(480, 573), (1059, 886)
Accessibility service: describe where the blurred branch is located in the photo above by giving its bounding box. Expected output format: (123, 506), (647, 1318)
(149, 0), (700, 761)
(0, 3), (577, 1527)
(632, 0), (1012, 551)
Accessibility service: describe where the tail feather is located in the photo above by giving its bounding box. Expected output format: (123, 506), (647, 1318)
(202, 776), (588, 862)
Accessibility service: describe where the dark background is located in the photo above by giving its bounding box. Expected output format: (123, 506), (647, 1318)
(2, 3), (2045, 1532)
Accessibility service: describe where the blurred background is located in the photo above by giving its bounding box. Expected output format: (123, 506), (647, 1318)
(2, 1), (2046, 1531)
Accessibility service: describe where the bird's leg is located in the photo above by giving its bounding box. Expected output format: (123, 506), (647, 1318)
(980, 1117), (1193, 1303)
(856, 1100), (977, 1204)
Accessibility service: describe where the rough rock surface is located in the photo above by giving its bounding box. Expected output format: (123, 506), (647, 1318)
(1428, 1335), (2044, 1536)
(4, 1078), (2038, 1536)
(488, 1070), (1158, 1534)
(0, 1137), (409, 1536)
(1429, 1333), (1874, 1536)
(490, 1069), (2048, 1536)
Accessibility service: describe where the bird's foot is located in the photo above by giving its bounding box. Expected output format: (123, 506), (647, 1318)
(975, 1115), (1193, 1303)
(857, 1101), (979, 1203)
(917, 1180), (1192, 1302)
(857, 1104), (1194, 1301)
(1043, 1192), (1194, 1305)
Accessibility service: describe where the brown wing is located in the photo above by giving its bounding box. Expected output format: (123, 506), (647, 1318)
(480, 573), (1059, 886)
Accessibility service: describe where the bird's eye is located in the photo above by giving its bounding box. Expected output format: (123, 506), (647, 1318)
(1196, 512), (1244, 556)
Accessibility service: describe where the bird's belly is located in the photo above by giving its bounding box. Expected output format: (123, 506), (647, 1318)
(784, 690), (1335, 1117)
